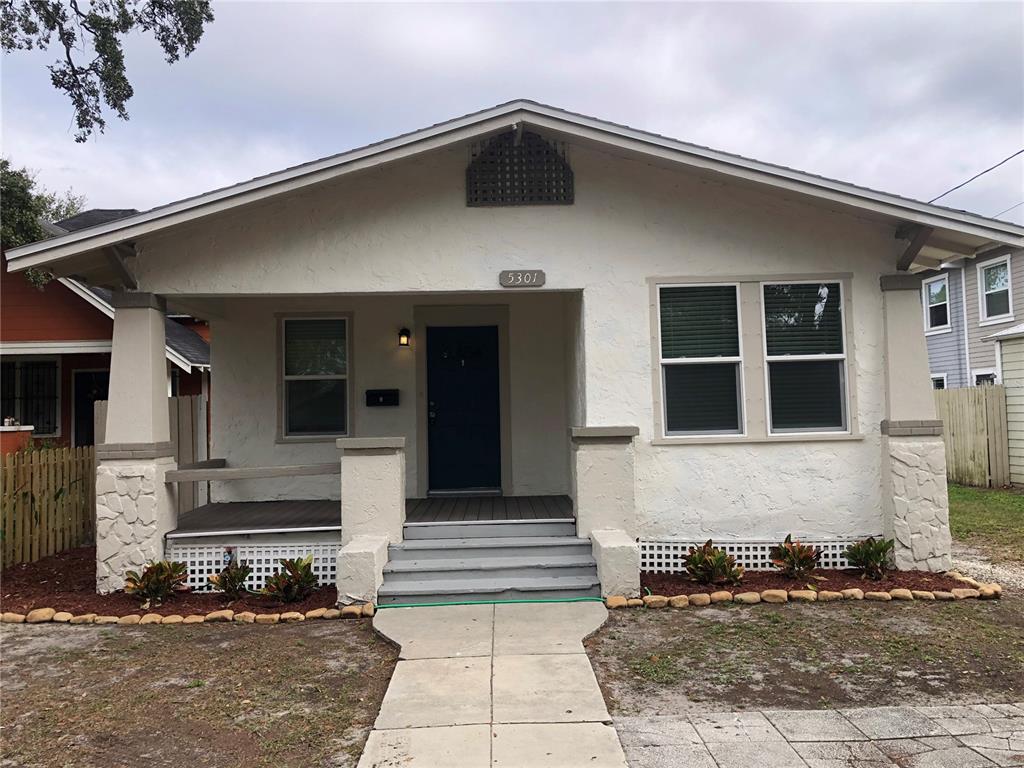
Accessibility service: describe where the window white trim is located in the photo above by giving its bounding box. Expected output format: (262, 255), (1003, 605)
(977, 254), (1014, 324)
(0, 340), (111, 355)
(1, 355), (62, 438)
(930, 373), (947, 390)
(922, 274), (951, 333)
(656, 282), (746, 438)
(972, 367), (1000, 386)
(278, 315), (351, 441)
(761, 279), (850, 436)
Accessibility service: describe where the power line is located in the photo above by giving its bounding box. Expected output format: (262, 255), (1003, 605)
(993, 200), (1024, 218)
(929, 148), (1024, 204)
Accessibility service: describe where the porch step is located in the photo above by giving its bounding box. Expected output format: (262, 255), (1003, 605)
(389, 536), (593, 561)
(377, 574), (602, 606)
(384, 553), (598, 583)
(402, 519), (576, 540)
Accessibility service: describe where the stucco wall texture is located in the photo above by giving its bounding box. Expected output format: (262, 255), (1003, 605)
(136, 141), (909, 542)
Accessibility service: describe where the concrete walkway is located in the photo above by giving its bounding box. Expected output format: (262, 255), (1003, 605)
(358, 602), (627, 768)
(617, 705), (1024, 767)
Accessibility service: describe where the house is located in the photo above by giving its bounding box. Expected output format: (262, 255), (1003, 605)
(920, 247), (1022, 389)
(980, 322), (1024, 485)
(5, 101), (1023, 603)
(0, 209), (210, 447)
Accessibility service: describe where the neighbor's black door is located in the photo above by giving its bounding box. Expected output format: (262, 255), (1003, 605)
(73, 370), (110, 447)
(427, 325), (501, 492)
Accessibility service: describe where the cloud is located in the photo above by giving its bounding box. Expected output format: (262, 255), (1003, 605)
(2, 2), (1021, 222)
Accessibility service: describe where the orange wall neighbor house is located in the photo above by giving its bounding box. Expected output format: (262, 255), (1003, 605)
(1, 257), (113, 341)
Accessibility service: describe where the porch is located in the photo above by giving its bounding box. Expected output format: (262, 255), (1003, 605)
(166, 494), (575, 539)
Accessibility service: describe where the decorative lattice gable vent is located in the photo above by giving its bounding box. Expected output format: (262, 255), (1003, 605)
(466, 129), (574, 206)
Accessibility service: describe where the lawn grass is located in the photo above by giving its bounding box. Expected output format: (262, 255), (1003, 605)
(948, 483), (1024, 563)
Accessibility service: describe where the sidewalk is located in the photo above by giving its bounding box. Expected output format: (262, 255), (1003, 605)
(358, 601), (627, 768)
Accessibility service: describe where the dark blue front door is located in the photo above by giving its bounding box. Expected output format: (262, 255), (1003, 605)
(426, 326), (501, 492)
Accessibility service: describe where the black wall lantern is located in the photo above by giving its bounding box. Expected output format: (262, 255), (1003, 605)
(398, 327), (411, 347)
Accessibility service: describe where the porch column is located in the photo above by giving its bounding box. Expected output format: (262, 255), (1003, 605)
(336, 437), (405, 605)
(95, 292), (177, 593)
(879, 275), (952, 572)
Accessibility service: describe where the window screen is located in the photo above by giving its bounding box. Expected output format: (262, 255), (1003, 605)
(282, 318), (348, 436)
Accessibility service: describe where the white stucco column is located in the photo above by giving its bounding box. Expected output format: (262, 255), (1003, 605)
(570, 426), (638, 539)
(95, 292), (177, 593)
(879, 274), (953, 572)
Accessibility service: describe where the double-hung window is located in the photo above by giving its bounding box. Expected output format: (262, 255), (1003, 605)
(763, 282), (847, 433)
(922, 275), (950, 332)
(281, 317), (349, 438)
(658, 284), (743, 435)
(0, 359), (60, 436)
(978, 257), (1012, 323)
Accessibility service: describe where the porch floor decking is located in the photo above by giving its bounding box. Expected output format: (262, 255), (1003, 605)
(168, 495), (574, 537)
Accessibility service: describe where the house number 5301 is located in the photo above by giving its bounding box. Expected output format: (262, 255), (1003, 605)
(499, 270), (546, 288)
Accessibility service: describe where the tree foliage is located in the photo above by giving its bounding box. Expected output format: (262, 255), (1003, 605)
(1, 0), (214, 141)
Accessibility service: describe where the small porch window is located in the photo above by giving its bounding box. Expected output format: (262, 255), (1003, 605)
(657, 284), (743, 435)
(0, 358), (60, 437)
(922, 274), (950, 332)
(763, 281), (848, 433)
(281, 318), (349, 438)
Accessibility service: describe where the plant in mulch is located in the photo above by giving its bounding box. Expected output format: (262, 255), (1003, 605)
(683, 540), (744, 586)
(124, 560), (188, 608)
(207, 560), (253, 601)
(843, 537), (895, 580)
(769, 534), (822, 580)
(261, 555), (318, 603)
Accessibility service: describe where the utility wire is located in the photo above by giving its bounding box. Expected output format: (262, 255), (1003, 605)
(993, 200), (1024, 218)
(929, 148), (1024, 204)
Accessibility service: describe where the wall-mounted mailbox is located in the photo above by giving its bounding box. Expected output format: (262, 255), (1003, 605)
(366, 389), (400, 407)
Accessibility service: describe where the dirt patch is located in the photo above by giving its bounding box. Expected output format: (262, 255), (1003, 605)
(0, 546), (336, 616)
(585, 596), (1024, 715)
(641, 568), (968, 596)
(0, 619), (397, 768)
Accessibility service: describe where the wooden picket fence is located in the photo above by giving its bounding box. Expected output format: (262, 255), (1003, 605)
(1, 446), (96, 567)
(934, 386), (1010, 488)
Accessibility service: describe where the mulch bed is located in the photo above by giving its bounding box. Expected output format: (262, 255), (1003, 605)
(641, 568), (968, 596)
(0, 546), (337, 616)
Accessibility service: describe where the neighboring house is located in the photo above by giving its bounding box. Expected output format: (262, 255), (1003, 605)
(0, 210), (210, 446)
(984, 322), (1024, 484)
(6, 101), (1023, 603)
(921, 249), (1023, 389)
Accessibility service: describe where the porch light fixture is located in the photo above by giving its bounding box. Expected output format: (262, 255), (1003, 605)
(398, 327), (411, 347)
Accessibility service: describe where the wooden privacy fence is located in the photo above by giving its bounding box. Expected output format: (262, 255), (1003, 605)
(95, 394), (209, 515)
(1, 446), (96, 566)
(934, 386), (1010, 488)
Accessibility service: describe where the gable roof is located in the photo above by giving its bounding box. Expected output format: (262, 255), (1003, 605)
(44, 210), (209, 371)
(7, 100), (1023, 275)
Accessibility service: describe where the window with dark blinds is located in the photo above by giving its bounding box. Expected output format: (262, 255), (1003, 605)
(658, 285), (742, 435)
(282, 318), (348, 437)
(763, 282), (847, 432)
(0, 360), (59, 436)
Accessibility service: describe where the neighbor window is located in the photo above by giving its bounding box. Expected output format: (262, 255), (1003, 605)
(931, 375), (947, 390)
(923, 275), (950, 332)
(281, 318), (349, 437)
(0, 359), (59, 436)
(979, 257), (1012, 323)
(658, 284), (743, 435)
(975, 371), (997, 386)
(763, 282), (847, 433)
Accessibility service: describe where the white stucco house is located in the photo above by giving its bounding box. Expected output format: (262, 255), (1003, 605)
(7, 101), (1023, 604)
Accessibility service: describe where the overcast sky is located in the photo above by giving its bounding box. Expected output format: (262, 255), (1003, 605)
(2, 2), (1022, 224)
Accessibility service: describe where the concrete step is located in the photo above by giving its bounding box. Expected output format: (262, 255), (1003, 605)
(402, 519), (577, 540)
(383, 554), (598, 583)
(389, 536), (593, 561)
(377, 574), (602, 606)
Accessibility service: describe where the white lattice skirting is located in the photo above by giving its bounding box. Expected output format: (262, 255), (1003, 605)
(639, 536), (879, 573)
(166, 536), (338, 591)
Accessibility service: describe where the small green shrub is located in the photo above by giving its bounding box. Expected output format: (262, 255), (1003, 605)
(844, 537), (895, 580)
(124, 561), (188, 608)
(683, 540), (744, 586)
(769, 534), (822, 579)
(261, 555), (318, 603)
(208, 560), (253, 601)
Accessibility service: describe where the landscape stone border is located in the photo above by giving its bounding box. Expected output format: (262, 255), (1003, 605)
(606, 571), (1002, 610)
(0, 603), (376, 626)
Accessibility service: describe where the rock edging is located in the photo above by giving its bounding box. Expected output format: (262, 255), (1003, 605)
(1, 603), (377, 626)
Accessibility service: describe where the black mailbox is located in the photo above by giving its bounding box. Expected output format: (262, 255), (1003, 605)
(366, 389), (400, 407)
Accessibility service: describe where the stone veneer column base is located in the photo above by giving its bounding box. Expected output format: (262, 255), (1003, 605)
(95, 456), (177, 594)
(881, 434), (953, 572)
